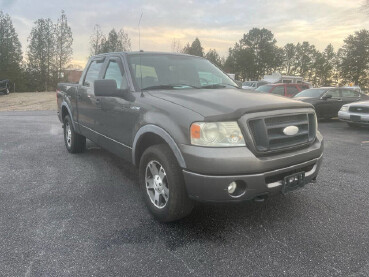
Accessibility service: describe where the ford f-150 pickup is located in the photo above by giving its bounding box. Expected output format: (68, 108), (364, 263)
(57, 51), (323, 222)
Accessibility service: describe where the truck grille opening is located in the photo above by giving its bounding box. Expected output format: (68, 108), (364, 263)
(349, 106), (369, 113)
(248, 113), (316, 153)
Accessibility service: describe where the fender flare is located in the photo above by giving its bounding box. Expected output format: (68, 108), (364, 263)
(61, 102), (76, 130)
(132, 125), (186, 168)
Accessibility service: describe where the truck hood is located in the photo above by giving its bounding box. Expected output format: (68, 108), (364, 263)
(148, 89), (313, 120)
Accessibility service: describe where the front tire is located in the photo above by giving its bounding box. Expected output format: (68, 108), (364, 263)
(139, 144), (194, 222)
(63, 115), (86, 153)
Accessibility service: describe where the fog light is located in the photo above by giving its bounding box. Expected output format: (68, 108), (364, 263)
(228, 182), (237, 194)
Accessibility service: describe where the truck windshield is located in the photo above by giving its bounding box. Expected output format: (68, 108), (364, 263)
(127, 54), (238, 90)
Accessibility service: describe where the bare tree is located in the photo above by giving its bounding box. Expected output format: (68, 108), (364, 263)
(89, 24), (104, 56)
(171, 38), (182, 53)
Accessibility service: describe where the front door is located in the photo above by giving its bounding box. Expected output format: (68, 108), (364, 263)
(95, 57), (140, 154)
(317, 88), (342, 118)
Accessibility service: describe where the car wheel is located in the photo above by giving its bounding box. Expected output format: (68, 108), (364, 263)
(139, 144), (194, 222)
(5, 88), (9, 95)
(63, 115), (86, 153)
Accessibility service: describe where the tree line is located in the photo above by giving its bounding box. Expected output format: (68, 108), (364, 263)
(1, 9), (368, 91)
(0, 11), (131, 92)
(180, 28), (369, 88)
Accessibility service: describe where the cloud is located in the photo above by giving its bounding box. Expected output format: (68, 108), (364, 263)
(0, 0), (16, 8)
(2, 0), (369, 64)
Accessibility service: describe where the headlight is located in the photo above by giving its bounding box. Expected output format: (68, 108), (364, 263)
(190, 121), (246, 147)
(340, 106), (349, 112)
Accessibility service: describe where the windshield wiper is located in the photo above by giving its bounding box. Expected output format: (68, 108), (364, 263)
(142, 84), (199, 91)
(200, 83), (240, 89)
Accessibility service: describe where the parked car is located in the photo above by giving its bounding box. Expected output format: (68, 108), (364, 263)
(294, 87), (369, 119)
(242, 81), (268, 90)
(57, 51), (323, 222)
(255, 83), (309, 97)
(0, 79), (10, 95)
(338, 101), (369, 127)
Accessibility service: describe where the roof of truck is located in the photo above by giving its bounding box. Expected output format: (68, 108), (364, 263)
(94, 51), (196, 58)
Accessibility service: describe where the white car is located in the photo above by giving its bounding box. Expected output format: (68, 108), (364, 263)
(338, 101), (369, 127)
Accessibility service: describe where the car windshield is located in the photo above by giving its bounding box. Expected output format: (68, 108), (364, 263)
(243, 82), (255, 87)
(127, 54), (238, 90)
(294, 89), (327, 98)
(255, 85), (273, 93)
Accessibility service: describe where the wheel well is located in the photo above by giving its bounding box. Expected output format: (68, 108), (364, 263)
(61, 106), (69, 120)
(135, 132), (166, 167)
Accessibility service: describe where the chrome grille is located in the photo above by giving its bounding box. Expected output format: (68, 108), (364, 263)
(349, 106), (369, 113)
(248, 113), (316, 152)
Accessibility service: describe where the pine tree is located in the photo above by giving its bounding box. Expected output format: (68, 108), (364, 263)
(340, 29), (369, 87)
(0, 11), (22, 90)
(27, 18), (56, 91)
(183, 38), (204, 57)
(205, 49), (222, 68)
(55, 10), (73, 80)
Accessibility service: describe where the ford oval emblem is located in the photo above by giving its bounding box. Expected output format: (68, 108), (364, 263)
(283, 126), (299, 136)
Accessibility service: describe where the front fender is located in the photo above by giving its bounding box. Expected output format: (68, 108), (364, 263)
(132, 124), (186, 168)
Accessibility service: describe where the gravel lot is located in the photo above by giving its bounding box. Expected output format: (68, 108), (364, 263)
(0, 111), (368, 276)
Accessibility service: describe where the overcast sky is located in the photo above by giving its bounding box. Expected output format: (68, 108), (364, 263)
(1, 0), (369, 66)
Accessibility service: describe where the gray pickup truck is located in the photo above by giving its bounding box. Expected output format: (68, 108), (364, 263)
(57, 52), (323, 222)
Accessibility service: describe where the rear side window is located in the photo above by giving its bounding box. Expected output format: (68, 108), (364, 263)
(286, 86), (300, 96)
(341, 89), (359, 98)
(84, 60), (103, 87)
(271, 86), (285, 96)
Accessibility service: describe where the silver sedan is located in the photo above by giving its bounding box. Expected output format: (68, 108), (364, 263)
(338, 101), (369, 127)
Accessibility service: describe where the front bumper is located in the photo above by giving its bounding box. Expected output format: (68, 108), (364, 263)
(338, 111), (369, 125)
(183, 153), (323, 202)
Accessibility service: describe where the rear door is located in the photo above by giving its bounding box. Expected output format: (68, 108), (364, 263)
(77, 58), (105, 137)
(341, 88), (361, 105)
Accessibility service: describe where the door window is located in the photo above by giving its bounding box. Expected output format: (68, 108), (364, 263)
(104, 60), (128, 89)
(83, 60), (103, 87)
(324, 89), (341, 99)
(271, 86), (285, 96)
(286, 86), (300, 96)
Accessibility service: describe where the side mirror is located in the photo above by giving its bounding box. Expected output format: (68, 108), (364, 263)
(321, 94), (332, 100)
(94, 79), (129, 97)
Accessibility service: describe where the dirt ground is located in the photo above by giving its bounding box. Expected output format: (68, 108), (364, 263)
(0, 92), (56, 112)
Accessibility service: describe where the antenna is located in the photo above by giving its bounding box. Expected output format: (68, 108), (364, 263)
(138, 12), (144, 96)
(138, 12), (143, 51)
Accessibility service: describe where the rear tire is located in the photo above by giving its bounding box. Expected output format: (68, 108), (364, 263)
(139, 144), (194, 222)
(63, 115), (86, 153)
